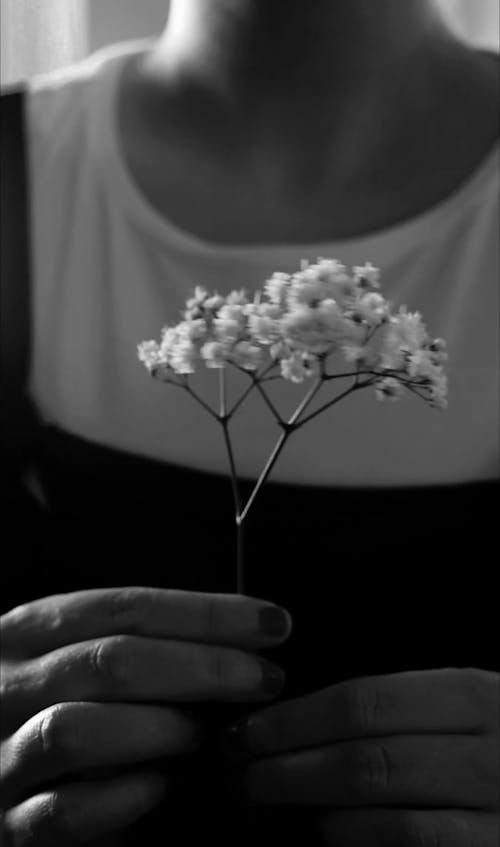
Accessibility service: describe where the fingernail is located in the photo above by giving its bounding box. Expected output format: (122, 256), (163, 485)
(259, 606), (291, 638)
(259, 660), (285, 696)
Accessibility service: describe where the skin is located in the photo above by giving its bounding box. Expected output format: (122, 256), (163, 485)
(224, 669), (499, 846)
(0, 588), (291, 844)
(118, 0), (499, 243)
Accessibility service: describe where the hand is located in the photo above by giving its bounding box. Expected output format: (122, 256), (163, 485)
(0, 586), (291, 845)
(224, 668), (499, 846)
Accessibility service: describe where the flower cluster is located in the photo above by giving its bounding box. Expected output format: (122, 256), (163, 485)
(138, 258), (448, 409)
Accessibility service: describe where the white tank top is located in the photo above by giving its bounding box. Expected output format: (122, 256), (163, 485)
(25, 40), (499, 487)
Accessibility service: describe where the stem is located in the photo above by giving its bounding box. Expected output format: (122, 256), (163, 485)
(295, 379), (372, 429)
(288, 375), (324, 426)
(227, 360), (278, 418)
(219, 367), (226, 418)
(236, 516), (245, 594)
(239, 374), (323, 523)
(228, 380), (256, 418)
(239, 429), (291, 523)
(180, 378), (219, 421)
(253, 379), (284, 425)
(218, 369), (245, 593)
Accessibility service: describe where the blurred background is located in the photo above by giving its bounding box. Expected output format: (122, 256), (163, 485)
(1, 0), (499, 86)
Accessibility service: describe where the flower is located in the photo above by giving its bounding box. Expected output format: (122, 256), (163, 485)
(356, 292), (390, 327)
(375, 377), (406, 402)
(264, 272), (291, 306)
(280, 351), (314, 383)
(137, 340), (161, 371)
(138, 256), (448, 598)
(214, 303), (248, 342)
(248, 309), (282, 345)
(201, 340), (228, 369)
(138, 257), (448, 410)
(352, 262), (381, 289)
(231, 340), (264, 371)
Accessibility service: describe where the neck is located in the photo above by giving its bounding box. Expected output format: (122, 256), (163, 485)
(145, 0), (451, 104)
(135, 0), (479, 192)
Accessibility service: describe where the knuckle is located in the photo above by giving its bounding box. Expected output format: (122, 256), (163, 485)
(471, 738), (499, 806)
(89, 635), (131, 689)
(202, 594), (218, 640)
(459, 668), (498, 730)
(206, 648), (227, 690)
(37, 704), (77, 766)
(348, 742), (393, 797)
(105, 587), (143, 633)
(348, 680), (387, 734)
(406, 824), (442, 847)
(41, 788), (78, 843)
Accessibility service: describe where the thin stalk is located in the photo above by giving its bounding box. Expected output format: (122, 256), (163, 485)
(219, 369), (245, 593)
(179, 378), (219, 421)
(252, 379), (284, 425)
(288, 375), (324, 427)
(227, 360), (278, 418)
(219, 367), (226, 418)
(238, 374), (324, 523)
(238, 428), (291, 524)
(228, 380), (256, 418)
(236, 515), (245, 595)
(295, 379), (372, 429)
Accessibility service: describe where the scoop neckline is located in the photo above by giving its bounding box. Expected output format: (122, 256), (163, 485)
(100, 38), (499, 259)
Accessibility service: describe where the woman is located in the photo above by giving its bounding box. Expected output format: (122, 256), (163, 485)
(1, 1), (498, 845)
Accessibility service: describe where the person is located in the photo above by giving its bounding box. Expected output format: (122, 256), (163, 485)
(1, 1), (498, 845)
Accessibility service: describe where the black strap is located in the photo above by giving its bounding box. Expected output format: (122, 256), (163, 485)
(1, 86), (31, 390)
(1, 86), (42, 482)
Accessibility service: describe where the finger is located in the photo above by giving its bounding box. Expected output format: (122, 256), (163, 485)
(320, 809), (500, 847)
(3, 770), (168, 847)
(0, 587), (292, 656)
(228, 668), (498, 756)
(241, 735), (496, 808)
(2, 701), (201, 807)
(5, 636), (285, 731)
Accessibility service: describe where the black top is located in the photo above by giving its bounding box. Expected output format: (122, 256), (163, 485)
(3, 420), (498, 846)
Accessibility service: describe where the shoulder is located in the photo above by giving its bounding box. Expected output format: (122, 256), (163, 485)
(15, 43), (131, 172)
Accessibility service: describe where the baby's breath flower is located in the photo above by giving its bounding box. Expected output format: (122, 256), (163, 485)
(230, 340), (264, 371)
(270, 339), (293, 361)
(356, 292), (390, 327)
(281, 300), (348, 355)
(352, 262), (381, 289)
(201, 340), (228, 368)
(406, 349), (439, 381)
(287, 259), (353, 309)
(281, 352), (313, 383)
(248, 311), (282, 345)
(264, 272), (291, 306)
(204, 294), (226, 313)
(138, 260), (447, 406)
(177, 318), (208, 343)
(375, 377), (406, 402)
(214, 304), (247, 342)
(428, 372), (449, 409)
(341, 342), (370, 365)
(226, 289), (249, 306)
(185, 286), (208, 309)
(428, 338), (449, 366)
(170, 339), (199, 374)
(137, 340), (161, 370)
(390, 307), (430, 350)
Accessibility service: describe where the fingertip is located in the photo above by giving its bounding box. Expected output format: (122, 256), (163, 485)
(258, 605), (293, 640)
